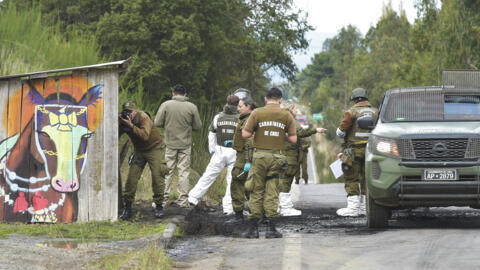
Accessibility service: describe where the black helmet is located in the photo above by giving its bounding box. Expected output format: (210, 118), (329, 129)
(233, 88), (251, 99)
(350, 88), (368, 100)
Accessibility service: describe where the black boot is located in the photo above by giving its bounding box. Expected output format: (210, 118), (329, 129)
(154, 205), (165, 218)
(265, 219), (282, 239)
(226, 211), (243, 224)
(120, 202), (132, 220)
(239, 218), (259, 238)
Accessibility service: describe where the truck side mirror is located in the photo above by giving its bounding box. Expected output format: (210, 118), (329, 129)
(358, 115), (375, 130)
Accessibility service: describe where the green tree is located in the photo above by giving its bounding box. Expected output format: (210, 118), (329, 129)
(323, 25), (362, 107)
(9, 0), (312, 113)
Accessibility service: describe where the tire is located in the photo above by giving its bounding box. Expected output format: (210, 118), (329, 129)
(366, 191), (390, 228)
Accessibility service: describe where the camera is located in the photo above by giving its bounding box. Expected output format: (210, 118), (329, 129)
(120, 110), (131, 120)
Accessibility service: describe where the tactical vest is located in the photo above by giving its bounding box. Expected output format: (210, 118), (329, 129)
(253, 106), (290, 150)
(346, 102), (379, 145)
(215, 111), (239, 146)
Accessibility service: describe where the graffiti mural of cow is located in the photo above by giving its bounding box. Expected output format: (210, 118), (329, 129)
(0, 76), (103, 222)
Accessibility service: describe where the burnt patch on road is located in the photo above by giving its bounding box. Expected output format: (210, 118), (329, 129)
(276, 208), (373, 235)
(181, 205), (381, 237)
(181, 205), (480, 239)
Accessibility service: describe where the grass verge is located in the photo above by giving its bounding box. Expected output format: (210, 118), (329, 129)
(89, 243), (174, 270)
(0, 221), (166, 240)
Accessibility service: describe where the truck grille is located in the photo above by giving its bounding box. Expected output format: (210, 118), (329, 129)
(412, 138), (467, 161)
(398, 137), (480, 160)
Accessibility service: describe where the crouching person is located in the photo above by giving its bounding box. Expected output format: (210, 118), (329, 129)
(119, 101), (169, 220)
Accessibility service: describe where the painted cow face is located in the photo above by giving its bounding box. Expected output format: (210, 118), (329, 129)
(35, 105), (91, 192)
(27, 81), (103, 193)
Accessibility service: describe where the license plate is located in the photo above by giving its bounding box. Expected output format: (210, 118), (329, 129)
(423, 169), (457, 180)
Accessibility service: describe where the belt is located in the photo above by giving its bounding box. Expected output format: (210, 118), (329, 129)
(254, 148), (285, 154)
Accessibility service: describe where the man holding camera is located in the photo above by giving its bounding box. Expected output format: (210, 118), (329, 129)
(119, 101), (169, 220)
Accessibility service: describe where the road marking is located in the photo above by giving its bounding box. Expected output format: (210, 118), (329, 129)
(282, 234), (303, 270)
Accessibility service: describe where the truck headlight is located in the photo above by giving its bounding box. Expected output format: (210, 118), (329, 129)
(369, 135), (400, 158)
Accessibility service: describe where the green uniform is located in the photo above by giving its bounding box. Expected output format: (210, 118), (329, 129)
(243, 104), (296, 219)
(295, 136), (311, 183)
(279, 121), (317, 193)
(230, 112), (253, 213)
(120, 111), (169, 205)
(338, 101), (378, 196)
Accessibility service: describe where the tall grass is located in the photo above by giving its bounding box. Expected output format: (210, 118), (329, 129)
(312, 133), (342, 184)
(0, 3), (102, 76)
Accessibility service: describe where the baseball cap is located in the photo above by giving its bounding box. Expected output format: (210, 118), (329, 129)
(122, 101), (136, 111)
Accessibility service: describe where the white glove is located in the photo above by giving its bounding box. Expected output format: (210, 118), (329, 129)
(336, 128), (346, 138)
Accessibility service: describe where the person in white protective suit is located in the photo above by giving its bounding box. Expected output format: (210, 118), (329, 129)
(187, 95), (240, 214)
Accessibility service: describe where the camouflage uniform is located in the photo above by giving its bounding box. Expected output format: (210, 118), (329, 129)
(338, 100), (378, 196)
(295, 136), (311, 184)
(243, 104), (296, 219)
(279, 121), (317, 193)
(230, 112), (253, 213)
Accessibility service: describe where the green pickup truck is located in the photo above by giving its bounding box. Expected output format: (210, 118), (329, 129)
(365, 71), (480, 228)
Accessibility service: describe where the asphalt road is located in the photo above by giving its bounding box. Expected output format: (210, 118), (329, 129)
(169, 183), (480, 270)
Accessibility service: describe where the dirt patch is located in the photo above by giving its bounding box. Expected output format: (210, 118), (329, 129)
(0, 233), (164, 269)
(0, 201), (191, 270)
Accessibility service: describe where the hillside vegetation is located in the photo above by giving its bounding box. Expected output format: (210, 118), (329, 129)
(0, 4), (101, 76)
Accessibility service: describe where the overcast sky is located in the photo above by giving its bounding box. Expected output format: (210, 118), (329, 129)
(269, 0), (433, 82)
(295, 0), (419, 36)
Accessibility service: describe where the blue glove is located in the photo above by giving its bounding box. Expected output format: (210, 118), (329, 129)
(224, 140), (233, 147)
(243, 162), (251, 173)
(210, 151), (215, 155)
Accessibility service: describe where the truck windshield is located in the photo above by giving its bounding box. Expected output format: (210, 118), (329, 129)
(444, 95), (480, 119)
(382, 91), (480, 122)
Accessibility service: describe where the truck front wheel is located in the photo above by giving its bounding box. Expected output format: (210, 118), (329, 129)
(366, 192), (391, 228)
